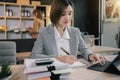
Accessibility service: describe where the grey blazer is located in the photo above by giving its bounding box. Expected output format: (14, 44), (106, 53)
(30, 24), (93, 60)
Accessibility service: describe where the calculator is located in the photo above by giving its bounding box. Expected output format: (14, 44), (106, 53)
(35, 59), (54, 66)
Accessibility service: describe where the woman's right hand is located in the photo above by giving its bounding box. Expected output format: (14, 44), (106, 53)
(56, 55), (77, 64)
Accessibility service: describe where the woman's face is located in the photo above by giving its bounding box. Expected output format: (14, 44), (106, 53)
(57, 5), (73, 28)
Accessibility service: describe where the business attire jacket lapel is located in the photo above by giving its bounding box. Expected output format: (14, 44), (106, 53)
(67, 27), (78, 57)
(47, 25), (58, 56)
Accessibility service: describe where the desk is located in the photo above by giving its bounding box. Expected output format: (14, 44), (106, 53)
(16, 46), (120, 60)
(17, 52), (31, 60)
(89, 46), (120, 53)
(10, 55), (120, 80)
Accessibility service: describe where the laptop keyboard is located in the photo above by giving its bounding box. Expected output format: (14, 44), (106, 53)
(87, 61), (111, 72)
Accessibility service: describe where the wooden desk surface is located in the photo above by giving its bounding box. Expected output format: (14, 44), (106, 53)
(70, 67), (120, 80)
(17, 52), (31, 60)
(89, 46), (120, 53)
(16, 46), (120, 60)
(10, 55), (120, 80)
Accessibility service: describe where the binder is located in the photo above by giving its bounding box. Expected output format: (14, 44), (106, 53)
(87, 54), (120, 75)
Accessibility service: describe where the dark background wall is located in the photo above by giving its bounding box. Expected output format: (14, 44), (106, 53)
(73, 0), (99, 36)
(72, 0), (88, 32)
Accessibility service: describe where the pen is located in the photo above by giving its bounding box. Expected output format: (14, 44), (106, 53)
(61, 47), (71, 55)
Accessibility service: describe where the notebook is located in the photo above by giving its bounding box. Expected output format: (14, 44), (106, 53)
(87, 54), (120, 75)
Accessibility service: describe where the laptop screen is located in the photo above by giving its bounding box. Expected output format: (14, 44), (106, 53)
(112, 54), (120, 63)
(113, 54), (120, 71)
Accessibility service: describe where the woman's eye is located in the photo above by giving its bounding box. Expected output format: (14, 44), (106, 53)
(61, 13), (66, 16)
(69, 13), (72, 16)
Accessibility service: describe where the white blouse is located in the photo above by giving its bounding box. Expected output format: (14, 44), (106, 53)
(54, 26), (70, 56)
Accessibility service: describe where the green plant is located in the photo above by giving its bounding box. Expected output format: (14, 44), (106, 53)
(0, 63), (12, 79)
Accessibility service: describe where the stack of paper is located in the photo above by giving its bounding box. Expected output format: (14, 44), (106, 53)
(28, 72), (51, 80)
(24, 59), (51, 80)
(24, 58), (85, 80)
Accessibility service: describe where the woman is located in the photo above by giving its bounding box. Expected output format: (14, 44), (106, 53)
(27, 9), (44, 38)
(30, 0), (105, 65)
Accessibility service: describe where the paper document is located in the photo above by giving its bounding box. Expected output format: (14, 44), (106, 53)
(70, 61), (85, 68)
(24, 59), (48, 74)
(52, 58), (85, 69)
(24, 58), (85, 74)
(52, 68), (73, 74)
(24, 66), (48, 74)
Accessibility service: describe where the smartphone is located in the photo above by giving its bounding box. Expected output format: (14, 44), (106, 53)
(35, 59), (54, 66)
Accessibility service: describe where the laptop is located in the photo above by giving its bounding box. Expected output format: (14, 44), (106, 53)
(87, 54), (120, 75)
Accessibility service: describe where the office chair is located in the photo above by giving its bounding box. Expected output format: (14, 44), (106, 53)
(0, 41), (16, 66)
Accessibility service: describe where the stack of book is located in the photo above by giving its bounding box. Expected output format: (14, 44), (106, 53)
(24, 58), (78, 80)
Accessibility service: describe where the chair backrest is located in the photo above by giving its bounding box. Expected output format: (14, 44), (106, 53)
(0, 39), (36, 52)
(0, 41), (16, 66)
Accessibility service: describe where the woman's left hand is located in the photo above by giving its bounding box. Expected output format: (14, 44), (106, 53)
(89, 54), (106, 65)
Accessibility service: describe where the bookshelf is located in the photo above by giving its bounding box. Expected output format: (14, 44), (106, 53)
(0, 2), (51, 39)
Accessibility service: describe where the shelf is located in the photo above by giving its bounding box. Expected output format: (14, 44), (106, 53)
(0, 2), (51, 40)
(105, 17), (120, 23)
(0, 16), (4, 19)
(21, 17), (34, 20)
(0, 30), (5, 33)
(0, 2), (4, 5)
(7, 30), (21, 33)
(36, 5), (49, 7)
(22, 30), (29, 33)
(6, 16), (20, 19)
(5, 2), (19, 6)
(21, 4), (34, 7)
